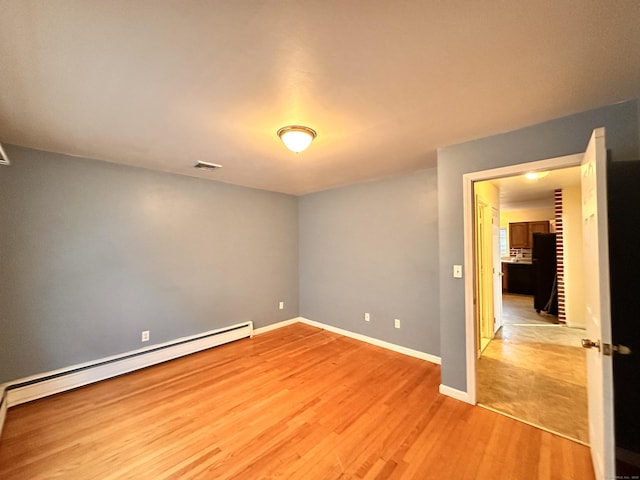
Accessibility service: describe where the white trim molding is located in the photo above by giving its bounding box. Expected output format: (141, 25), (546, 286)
(254, 316), (440, 364)
(439, 384), (473, 404)
(298, 317), (441, 365)
(253, 317), (301, 335)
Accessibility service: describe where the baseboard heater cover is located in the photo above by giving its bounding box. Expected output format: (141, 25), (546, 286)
(5, 321), (253, 408)
(0, 387), (8, 438)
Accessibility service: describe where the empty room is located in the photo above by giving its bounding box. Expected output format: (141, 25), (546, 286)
(1, 2), (639, 479)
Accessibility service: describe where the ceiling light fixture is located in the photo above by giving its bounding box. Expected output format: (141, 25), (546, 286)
(277, 125), (317, 153)
(524, 171), (550, 180)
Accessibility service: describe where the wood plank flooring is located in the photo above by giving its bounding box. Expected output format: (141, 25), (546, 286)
(0, 323), (594, 479)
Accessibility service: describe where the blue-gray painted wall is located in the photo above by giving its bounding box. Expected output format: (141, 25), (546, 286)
(0, 146), (299, 383)
(298, 169), (440, 356)
(437, 100), (639, 392)
(2, 100), (638, 389)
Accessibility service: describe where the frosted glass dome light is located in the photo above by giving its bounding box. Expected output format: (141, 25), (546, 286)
(277, 125), (317, 153)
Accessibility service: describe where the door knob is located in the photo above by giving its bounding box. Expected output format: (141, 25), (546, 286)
(581, 339), (632, 356)
(581, 338), (600, 351)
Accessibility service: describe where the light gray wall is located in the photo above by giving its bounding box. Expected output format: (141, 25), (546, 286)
(0, 146), (299, 383)
(299, 169), (440, 356)
(437, 99), (639, 391)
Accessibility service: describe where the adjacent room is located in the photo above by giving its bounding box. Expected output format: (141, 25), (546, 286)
(1, 2), (639, 479)
(474, 168), (589, 443)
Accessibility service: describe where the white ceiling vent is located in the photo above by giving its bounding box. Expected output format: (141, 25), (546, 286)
(0, 143), (9, 166)
(194, 161), (222, 170)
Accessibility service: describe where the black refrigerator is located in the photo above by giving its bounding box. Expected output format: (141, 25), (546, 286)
(531, 232), (557, 315)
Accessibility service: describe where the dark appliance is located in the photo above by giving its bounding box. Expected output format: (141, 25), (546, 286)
(531, 232), (557, 314)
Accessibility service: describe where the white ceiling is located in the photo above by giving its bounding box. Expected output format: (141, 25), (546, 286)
(486, 166), (582, 209)
(1, 1), (639, 195)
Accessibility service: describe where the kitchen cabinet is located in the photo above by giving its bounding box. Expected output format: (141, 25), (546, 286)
(509, 223), (529, 248)
(509, 221), (550, 249)
(528, 221), (550, 245)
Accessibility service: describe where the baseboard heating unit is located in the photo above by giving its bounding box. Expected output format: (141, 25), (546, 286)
(0, 389), (7, 437)
(2, 321), (253, 411)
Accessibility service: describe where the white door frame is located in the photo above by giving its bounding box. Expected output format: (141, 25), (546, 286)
(462, 153), (583, 404)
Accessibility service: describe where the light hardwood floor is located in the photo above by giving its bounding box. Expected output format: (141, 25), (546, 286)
(0, 323), (594, 479)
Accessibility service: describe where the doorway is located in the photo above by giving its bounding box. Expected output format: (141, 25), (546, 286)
(474, 167), (588, 442)
(463, 153), (590, 442)
(461, 128), (616, 480)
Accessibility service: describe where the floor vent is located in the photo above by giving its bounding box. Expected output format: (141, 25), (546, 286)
(194, 160), (222, 170)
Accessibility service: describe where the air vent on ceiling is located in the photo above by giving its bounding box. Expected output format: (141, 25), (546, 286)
(194, 160), (222, 170)
(0, 143), (9, 166)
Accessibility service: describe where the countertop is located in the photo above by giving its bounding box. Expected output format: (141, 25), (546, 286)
(501, 258), (532, 265)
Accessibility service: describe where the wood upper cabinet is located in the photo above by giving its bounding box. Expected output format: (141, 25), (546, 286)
(508, 221), (550, 249)
(509, 222), (529, 248)
(527, 221), (550, 246)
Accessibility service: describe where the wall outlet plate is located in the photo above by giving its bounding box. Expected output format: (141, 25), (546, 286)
(364, 312), (370, 322)
(279, 301), (284, 310)
(141, 330), (150, 342)
(453, 265), (463, 278)
(394, 319), (401, 329)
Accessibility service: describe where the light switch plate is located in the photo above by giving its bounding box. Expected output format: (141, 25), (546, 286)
(453, 265), (463, 278)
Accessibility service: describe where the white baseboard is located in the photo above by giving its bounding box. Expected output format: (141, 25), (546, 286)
(299, 317), (441, 365)
(439, 384), (473, 404)
(252, 316), (440, 364)
(253, 317), (302, 335)
(5, 321), (253, 408)
(565, 321), (586, 330)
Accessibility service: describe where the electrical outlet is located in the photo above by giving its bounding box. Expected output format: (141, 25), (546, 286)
(279, 301), (284, 310)
(364, 312), (370, 322)
(141, 330), (150, 342)
(453, 264), (463, 278)
(394, 319), (401, 329)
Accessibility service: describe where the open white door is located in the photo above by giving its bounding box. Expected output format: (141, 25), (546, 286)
(581, 127), (615, 480)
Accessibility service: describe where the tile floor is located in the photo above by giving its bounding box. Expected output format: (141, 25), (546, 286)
(501, 293), (559, 325)
(478, 294), (588, 443)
